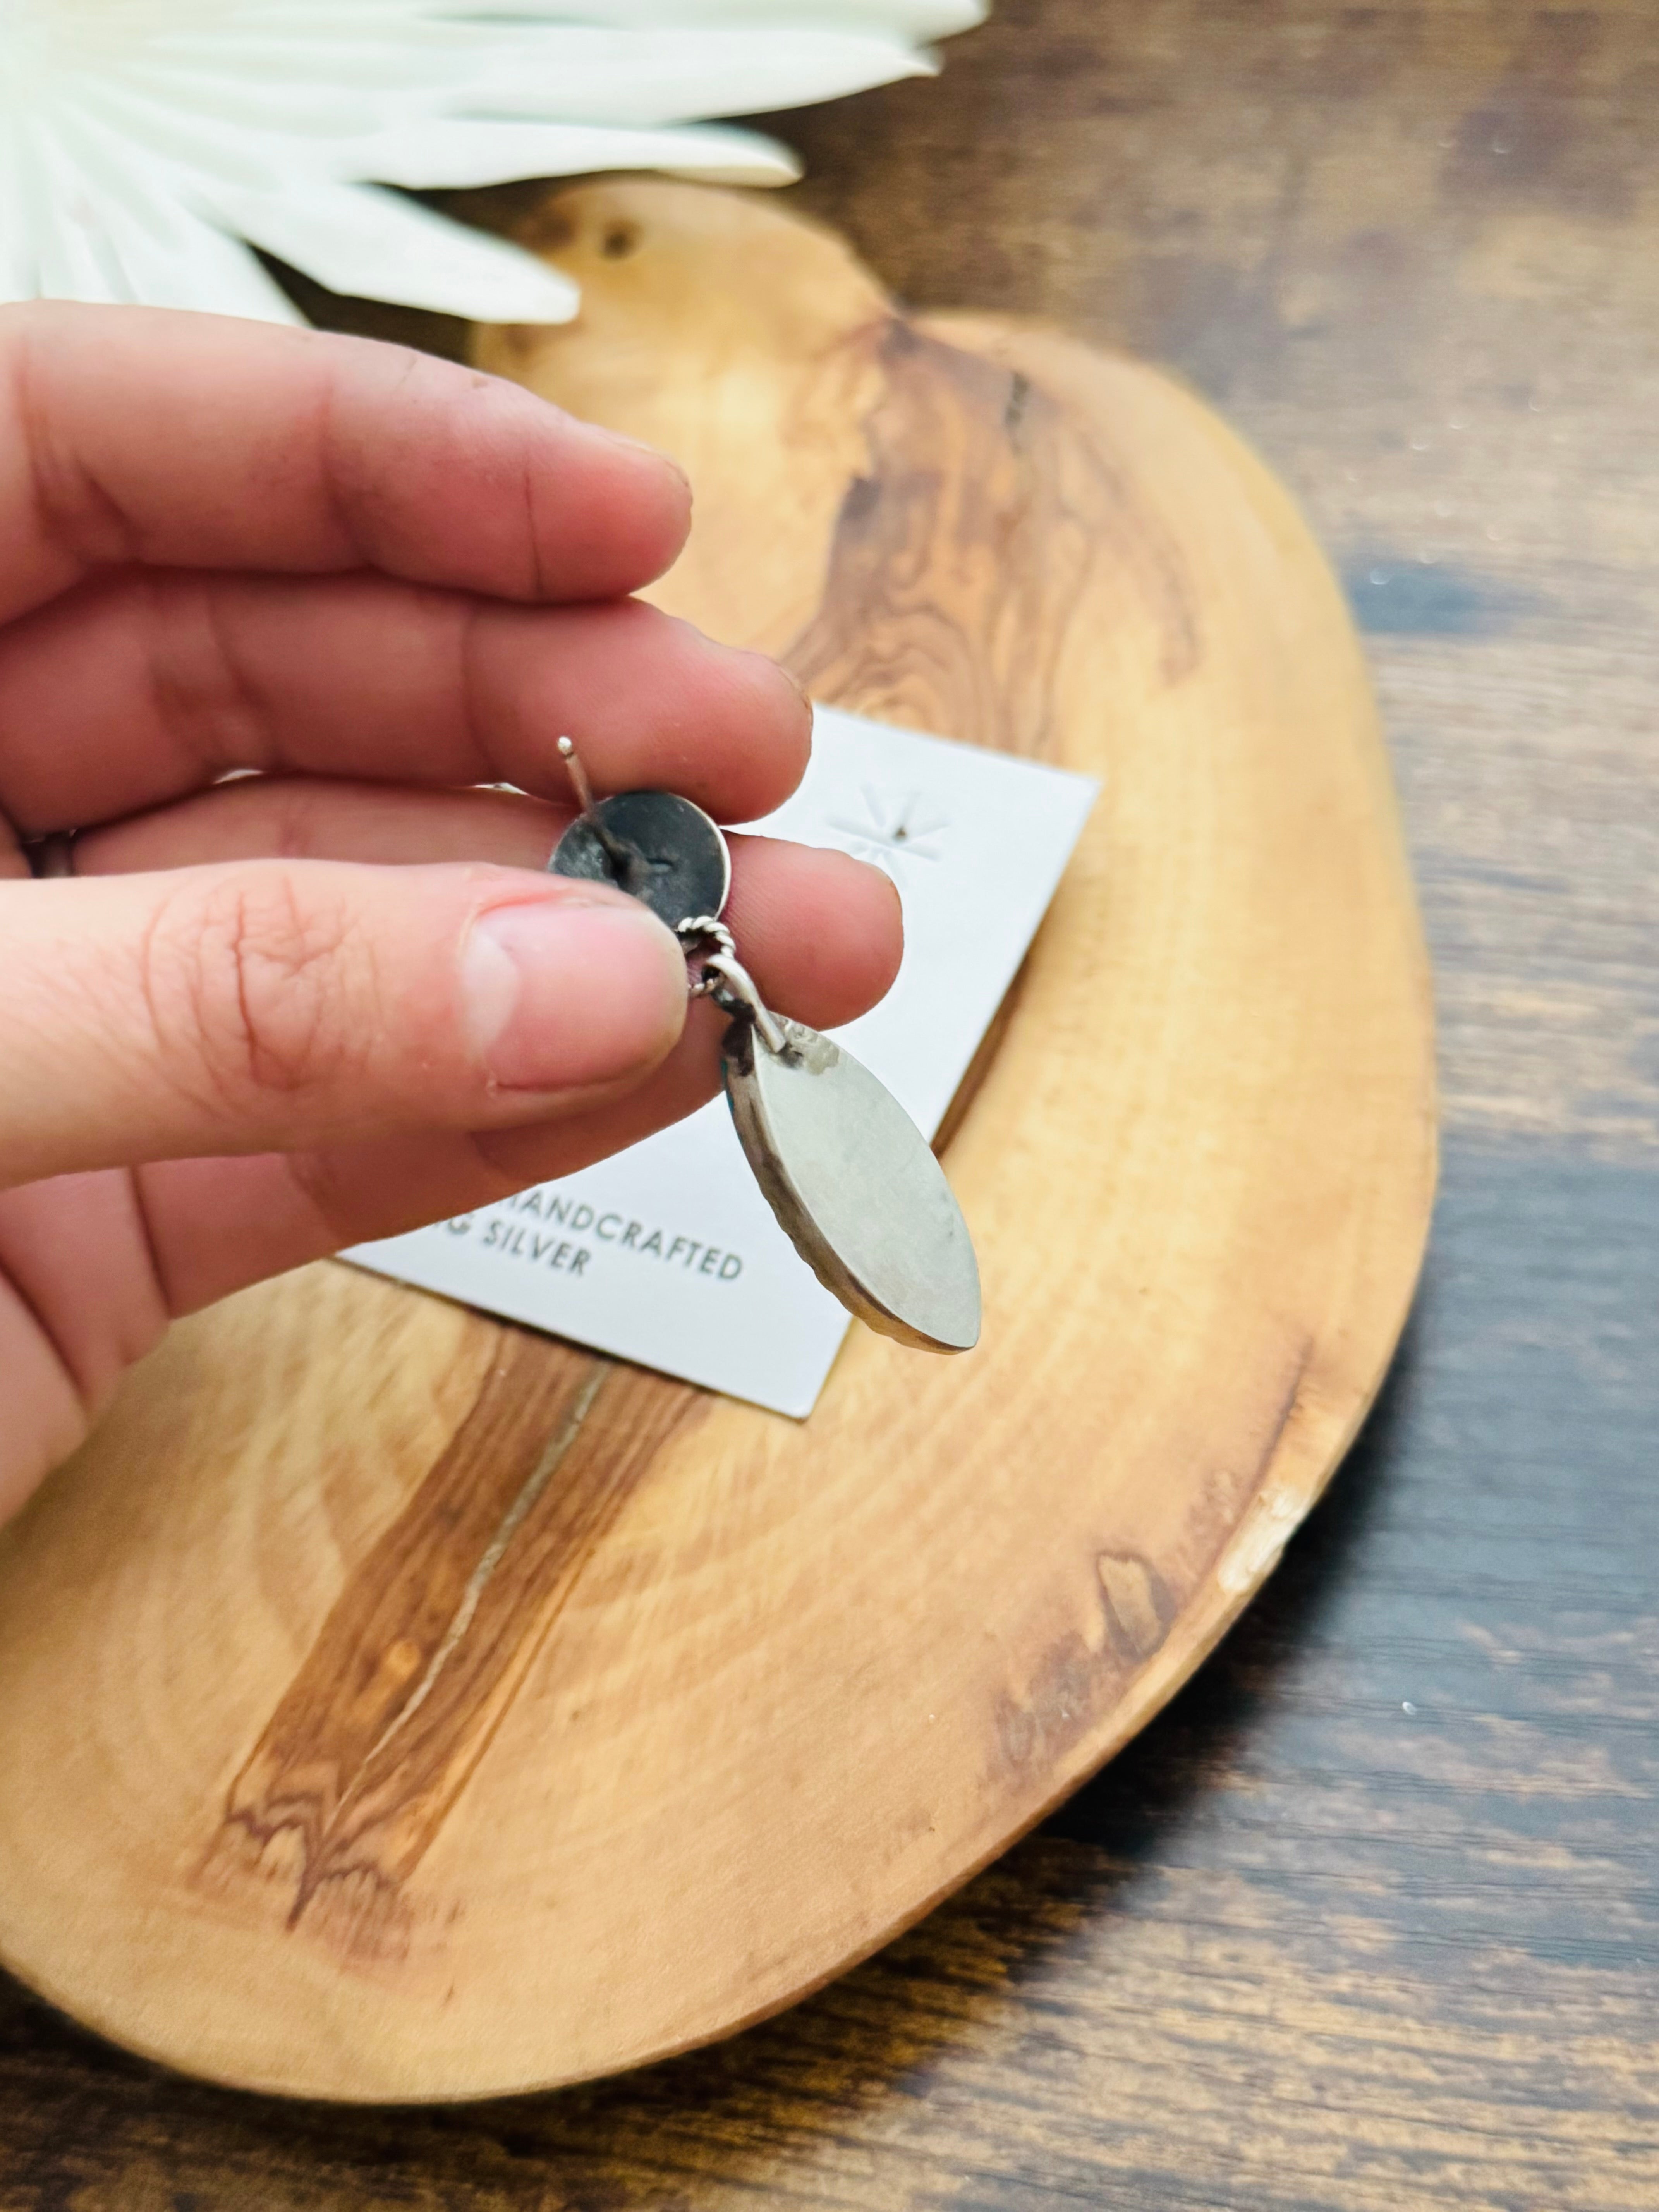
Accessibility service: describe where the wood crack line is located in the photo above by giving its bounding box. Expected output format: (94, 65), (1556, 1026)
(354, 1362), (608, 1778)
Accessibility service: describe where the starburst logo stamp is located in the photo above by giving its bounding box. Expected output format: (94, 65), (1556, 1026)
(829, 786), (950, 869)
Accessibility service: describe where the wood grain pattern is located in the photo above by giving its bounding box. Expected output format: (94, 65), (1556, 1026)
(2, 0), (1649, 2197)
(0, 173), (1431, 2101)
(759, 0), (1659, 1163)
(212, 1342), (699, 1955)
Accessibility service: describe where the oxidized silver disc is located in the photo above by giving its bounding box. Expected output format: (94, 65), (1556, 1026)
(550, 790), (731, 933)
(721, 1016), (981, 1354)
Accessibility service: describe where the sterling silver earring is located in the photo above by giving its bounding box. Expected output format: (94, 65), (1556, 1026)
(550, 738), (980, 1355)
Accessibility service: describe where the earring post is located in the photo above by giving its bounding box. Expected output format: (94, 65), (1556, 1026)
(556, 735), (600, 818)
(556, 735), (640, 882)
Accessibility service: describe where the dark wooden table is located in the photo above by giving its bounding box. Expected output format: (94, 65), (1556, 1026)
(2, 3), (1654, 2203)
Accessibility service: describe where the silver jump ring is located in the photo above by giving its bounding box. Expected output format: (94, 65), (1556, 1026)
(703, 951), (788, 1056)
(677, 914), (736, 998)
(675, 914), (786, 1052)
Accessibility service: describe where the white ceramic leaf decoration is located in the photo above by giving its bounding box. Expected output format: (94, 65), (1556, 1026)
(0, 0), (985, 323)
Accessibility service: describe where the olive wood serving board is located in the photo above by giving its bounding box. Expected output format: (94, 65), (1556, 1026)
(0, 182), (1436, 2101)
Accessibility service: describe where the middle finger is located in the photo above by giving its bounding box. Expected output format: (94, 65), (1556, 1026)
(0, 570), (811, 838)
(72, 772), (904, 1037)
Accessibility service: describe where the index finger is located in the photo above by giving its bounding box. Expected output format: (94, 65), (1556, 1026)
(0, 303), (690, 626)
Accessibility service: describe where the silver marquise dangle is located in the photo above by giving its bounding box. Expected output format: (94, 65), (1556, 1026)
(549, 739), (981, 1355)
(680, 915), (980, 1353)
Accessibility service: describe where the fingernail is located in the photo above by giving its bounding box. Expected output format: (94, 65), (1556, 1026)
(462, 896), (686, 1093)
(740, 647), (813, 739)
(777, 660), (814, 722)
(597, 424), (690, 492)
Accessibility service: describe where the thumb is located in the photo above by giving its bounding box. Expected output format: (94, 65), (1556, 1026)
(0, 860), (689, 1186)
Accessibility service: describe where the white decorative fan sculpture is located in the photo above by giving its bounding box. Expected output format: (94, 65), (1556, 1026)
(0, 0), (982, 322)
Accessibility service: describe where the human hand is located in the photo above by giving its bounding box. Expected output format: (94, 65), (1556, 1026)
(0, 305), (902, 1521)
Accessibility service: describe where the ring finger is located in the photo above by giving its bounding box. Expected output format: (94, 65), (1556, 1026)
(70, 769), (903, 1036)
